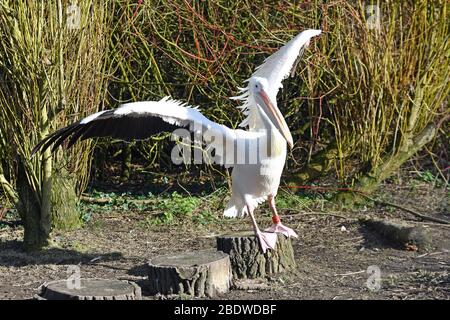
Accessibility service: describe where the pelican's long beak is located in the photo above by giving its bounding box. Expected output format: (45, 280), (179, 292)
(256, 89), (294, 149)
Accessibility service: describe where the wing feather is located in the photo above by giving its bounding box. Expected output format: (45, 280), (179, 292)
(31, 97), (242, 161)
(233, 29), (321, 128)
(252, 29), (322, 100)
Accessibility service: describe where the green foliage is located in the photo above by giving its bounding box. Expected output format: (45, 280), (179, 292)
(192, 209), (218, 225)
(76, 190), (217, 226)
(415, 170), (445, 187)
(418, 170), (437, 183)
(0, 208), (18, 230)
(104, 0), (449, 185)
(276, 193), (313, 211)
(149, 191), (201, 225)
(80, 210), (93, 224)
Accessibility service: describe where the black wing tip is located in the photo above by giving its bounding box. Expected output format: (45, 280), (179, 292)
(29, 122), (82, 159)
(30, 147), (40, 158)
(30, 139), (47, 158)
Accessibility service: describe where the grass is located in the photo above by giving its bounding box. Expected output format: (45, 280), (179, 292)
(76, 188), (319, 227)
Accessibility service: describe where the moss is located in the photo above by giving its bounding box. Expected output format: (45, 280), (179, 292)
(50, 168), (81, 231)
(289, 142), (339, 186)
(333, 192), (366, 208)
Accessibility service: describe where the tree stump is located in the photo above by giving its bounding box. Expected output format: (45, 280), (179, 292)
(217, 231), (296, 279)
(146, 250), (232, 298)
(36, 279), (142, 300)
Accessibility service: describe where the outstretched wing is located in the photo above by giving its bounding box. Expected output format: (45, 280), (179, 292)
(31, 97), (235, 157)
(233, 29), (322, 128)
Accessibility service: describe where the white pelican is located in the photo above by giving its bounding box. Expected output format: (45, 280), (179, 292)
(32, 29), (322, 252)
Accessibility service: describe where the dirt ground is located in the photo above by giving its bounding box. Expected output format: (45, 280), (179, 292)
(0, 181), (449, 300)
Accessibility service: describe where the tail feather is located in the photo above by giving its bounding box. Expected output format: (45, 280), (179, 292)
(223, 202), (248, 218)
(223, 195), (268, 218)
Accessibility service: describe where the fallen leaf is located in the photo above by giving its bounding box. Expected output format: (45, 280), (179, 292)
(405, 243), (418, 251)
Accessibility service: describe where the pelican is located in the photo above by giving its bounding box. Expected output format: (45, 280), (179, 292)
(32, 29), (322, 252)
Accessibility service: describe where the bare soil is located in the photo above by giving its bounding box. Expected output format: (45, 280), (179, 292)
(0, 182), (448, 300)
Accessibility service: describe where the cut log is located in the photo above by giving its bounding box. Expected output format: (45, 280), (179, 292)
(36, 279), (142, 300)
(216, 231), (296, 279)
(361, 217), (432, 250)
(146, 250), (232, 298)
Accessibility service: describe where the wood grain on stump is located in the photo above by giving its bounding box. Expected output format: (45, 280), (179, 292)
(36, 279), (142, 300)
(146, 249), (232, 298)
(217, 231), (296, 279)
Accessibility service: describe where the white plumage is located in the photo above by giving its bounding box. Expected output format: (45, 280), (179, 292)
(32, 29), (322, 252)
(233, 29), (322, 129)
(225, 29), (322, 218)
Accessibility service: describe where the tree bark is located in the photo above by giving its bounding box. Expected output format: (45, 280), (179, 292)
(0, 168), (18, 204)
(217, 231), (296, 279)
(17, 162), (48, 250)
(146, 250), (232, 298)
(38, 100), (53, 246)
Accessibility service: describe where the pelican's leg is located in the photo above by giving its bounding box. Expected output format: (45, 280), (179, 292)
(247, 205), (277, 253)
(265, 195), (298, 238)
